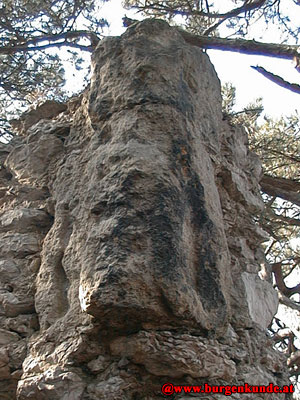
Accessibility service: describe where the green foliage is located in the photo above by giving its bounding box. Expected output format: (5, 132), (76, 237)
(250, 114), (300, 180)
(123, 0), (300, 39)
(254, 114), (300, 269)
(123, 0), (215, 34)
(221, 83), (236, 115)
(0, 0), (108, 137)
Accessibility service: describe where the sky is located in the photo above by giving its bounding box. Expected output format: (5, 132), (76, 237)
(208, 50), (300, 117)
(64, 0), (300, 119)
(208, 0), (300, 117)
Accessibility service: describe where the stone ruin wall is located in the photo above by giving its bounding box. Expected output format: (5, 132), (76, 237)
(0, 19), (289, 399)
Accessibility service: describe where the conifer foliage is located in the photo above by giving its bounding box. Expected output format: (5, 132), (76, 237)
(0, 0), (107, 139)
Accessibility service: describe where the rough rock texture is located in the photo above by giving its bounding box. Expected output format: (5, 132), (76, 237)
(0, 19), (289, 399)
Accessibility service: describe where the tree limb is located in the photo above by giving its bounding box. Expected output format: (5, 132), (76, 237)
(265, 208), (300, 227)
(204, 0), (267, 35)
(2, 19), (300, 66)
(251, 65), (300, 94)
(278, 292), (300, 311)
(273, 328), (294, 343)
(177, 29), (300, 62)
(288, 350), (300, 368)
(267, 148), (300, 164)
(272, 262), (300, 297)
(135, 0), (267, 20)
(0, 30), (100, 55)
(19, 30), (100, 47)
(260, 174), (300, 207)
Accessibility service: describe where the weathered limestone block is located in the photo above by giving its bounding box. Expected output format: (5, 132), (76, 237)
(10, 101), (67, 135)
(0, 328), (20, 345)
(5, 134), (63, 185)
(4, 314), (38, 336)
(80, 18), (232, 334)
(0, 208), (52, 233)
(16, 366), (85, 400)
(0, 233), (41, 257)
(241, 272), (279, 329)
(0, 259), (20, 281)
(0, 347), (10, 379)
(110, 331), (236, 379)
(0, 290), (35, 317)
(0, 18), (289, 400)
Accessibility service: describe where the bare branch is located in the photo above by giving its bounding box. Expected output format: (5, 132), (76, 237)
(278, 292), (300, 311)
(204, 0), (267, 35)
(288, 350), (300, 368)
(260, 175), (300, 207)
(135, 0), (267, 20)
(177, 29), (300, 62)
(252, 65), (300, 94)
(272, 262), (300, 296)
(273, 328), (294, 343)
(265, 206), (300, 226)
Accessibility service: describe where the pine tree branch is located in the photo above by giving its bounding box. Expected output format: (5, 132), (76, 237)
(260, 174), (300, 207)
(266, 208), (300, 227)
(251, 65), (300, 94)
(0, 30), (100, 55)
(178, 29), (300, 62)
(262, 175), (300, 192)
(135, 0), (267, 19)
(278, 292), (300, 311)
(287, 350), (300, 368)
(203, 0), (268, 35)
(273, 262), (300, 297)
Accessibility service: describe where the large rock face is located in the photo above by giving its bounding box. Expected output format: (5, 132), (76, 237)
(0, 19), (288, 399)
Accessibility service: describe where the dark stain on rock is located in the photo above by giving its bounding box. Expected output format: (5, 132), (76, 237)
(172, 137), (226, 314)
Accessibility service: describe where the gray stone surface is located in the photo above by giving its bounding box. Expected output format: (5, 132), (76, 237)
(242, 272), (279, 329)
(0, 19), (288, 399)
